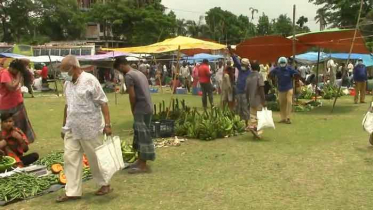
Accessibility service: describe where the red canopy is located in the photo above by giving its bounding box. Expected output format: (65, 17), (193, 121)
(235, 29), (370, 63)
(235, 35), (308, 64)
(295, 29), (370, 54)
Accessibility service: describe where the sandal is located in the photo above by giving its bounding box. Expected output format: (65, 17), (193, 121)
(128, 166), (152, 174)
(95, 185), (113, 196)
(286, 119), (292, 124)
(278, 120), (287, 123)
(56, 194), (81, 203)
(249, 129), (262, 140)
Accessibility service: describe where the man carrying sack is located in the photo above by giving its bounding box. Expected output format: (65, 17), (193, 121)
(57, 55), (113, 202)
(114, 57), (155, 174)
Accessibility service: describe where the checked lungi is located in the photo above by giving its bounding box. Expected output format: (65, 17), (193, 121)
(133, 114), (156, 161)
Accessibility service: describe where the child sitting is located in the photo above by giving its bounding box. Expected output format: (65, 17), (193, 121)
(1, 113), (39, 167)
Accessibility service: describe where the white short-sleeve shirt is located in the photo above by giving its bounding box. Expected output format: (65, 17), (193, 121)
(64, 72), (108, 140)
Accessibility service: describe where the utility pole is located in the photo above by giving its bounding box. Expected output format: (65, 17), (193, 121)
(292, 5), (296, 67)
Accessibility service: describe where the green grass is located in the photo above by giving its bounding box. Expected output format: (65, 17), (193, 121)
(6, 91), (373, 210)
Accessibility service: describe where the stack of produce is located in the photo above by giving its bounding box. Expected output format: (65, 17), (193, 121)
(175, 106), (246, 141)
(121, 141), (137, 163)
(0, 152), (94, 203)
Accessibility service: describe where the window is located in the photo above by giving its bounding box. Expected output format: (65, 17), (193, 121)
(51, 49), (60, 56)
(81, 48), (92, 55)
(71, 49), (81, 55)
(40, 49), (49, 56)
(33, 49), (41, 56)
(60, 49), (70, 56)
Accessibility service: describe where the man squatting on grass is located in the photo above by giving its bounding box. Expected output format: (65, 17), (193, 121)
(57, 55), (113, 202)
(114, 57), (156, 174)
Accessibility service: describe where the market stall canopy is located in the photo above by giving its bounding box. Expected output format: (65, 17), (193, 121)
(236, 29), (370, 64)
(102, 36), (226, 54)
(294, 29), (370, 54)
(77, 52), (135, 61)
(0, 53), (64, 63)
(182, 53), (224, 63)
(329, 53), (373, 67)
(235, 35), (309, 64)
(293, 52), (330, 65)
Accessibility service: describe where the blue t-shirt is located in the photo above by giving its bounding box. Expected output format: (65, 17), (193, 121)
(353, 64), (367, 82)
(269, 66), (298, 92)
(232, 55), (251, 94)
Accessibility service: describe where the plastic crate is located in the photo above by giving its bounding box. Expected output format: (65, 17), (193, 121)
(151, 120), (175, 138)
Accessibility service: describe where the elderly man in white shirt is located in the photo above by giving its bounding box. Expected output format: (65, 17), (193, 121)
(57, 55), (113, 202)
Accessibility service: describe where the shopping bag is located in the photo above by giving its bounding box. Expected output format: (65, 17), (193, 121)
(257, 108), (276, 131)
(362, 102), (373, 134)
(95, 135), (125, 183)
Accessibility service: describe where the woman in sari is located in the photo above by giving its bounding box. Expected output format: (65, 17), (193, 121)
(0, 59), (35, 143)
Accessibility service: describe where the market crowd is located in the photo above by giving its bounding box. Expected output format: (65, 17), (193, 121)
(0, 47), (368, 202)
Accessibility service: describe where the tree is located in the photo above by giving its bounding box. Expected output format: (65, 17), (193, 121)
(309, 0), (372, 28)
(249, 7), (259, 20)
(176, 19), (187, 36)
(314, 8), (329, 30)
(205, 7), (255, 44)
(257, 13), (273, 35)
(35, 0), (86, 41)
(273, 14), (293, 37)
(0, 0), (35, 42)
(296, 16), (308, 28)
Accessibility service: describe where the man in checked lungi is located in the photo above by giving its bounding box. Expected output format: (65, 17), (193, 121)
(114, 57), (155, 174)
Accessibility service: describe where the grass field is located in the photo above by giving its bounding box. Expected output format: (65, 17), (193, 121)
(5, 91), (373, 210)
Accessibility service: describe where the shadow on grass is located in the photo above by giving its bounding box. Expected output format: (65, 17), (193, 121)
(296, 103), (358, 115)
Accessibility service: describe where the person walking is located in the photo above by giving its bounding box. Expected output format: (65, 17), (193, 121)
(269, 57), (300, 124)
(228, 46), (251, 127)
(57, 55), (113, 202)
(245, 61), (266, 139)
(198, 59), (214, 109)
(114, 57), (155, 174)
(353, 58), (367, 104)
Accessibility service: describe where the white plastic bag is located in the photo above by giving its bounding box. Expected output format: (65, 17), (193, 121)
(362, 102), (373, 134)
(257, 108), (276, 131)
(95, 136), (125, 183)
(21, 86), (29, 93)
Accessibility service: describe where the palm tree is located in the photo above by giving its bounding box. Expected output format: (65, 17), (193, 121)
(249, 7), (259, 20)
(315, 8), (327, 30)
(296, 16), (308, 28)
(176, 19), (187, 36)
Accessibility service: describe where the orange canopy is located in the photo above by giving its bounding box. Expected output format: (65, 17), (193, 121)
(236, 29), (370, 64)
(235, 36), (309, 64)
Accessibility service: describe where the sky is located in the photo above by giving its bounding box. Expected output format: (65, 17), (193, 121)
(162, 0), (321, 31)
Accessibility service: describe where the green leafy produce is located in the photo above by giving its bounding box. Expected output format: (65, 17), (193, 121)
(175, 106), (246, 141)
(121, 141), (137, 163)
(34, 152), (64, 169)
(0, 173), (56, 202)
(0, 156), (15, 165)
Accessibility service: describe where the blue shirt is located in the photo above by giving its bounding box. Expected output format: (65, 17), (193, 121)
(353, 64), (367, 82)
(269, 66), (299, 92)
(232, 55), (251, 94)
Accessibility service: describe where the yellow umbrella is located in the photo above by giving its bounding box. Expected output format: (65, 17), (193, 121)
(102, 36), (226, 54)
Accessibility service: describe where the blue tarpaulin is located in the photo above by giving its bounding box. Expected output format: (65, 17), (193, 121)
(294, 52), (330, 64)
(295, 52), (373, 67)
(182, 53), (224, 63)
(329, 53), (373, 67)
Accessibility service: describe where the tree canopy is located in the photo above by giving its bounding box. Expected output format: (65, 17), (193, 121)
(0, 0), (319, 46)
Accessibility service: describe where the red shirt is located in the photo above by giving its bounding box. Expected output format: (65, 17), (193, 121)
(41, 66), (48, 79)
(0, 69), (23, 110)
(2, 127), (29, 164)
(198, 64), (211, 84)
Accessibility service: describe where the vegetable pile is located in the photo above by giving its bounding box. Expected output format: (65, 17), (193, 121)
(0, 173), (58, 202)
(0, 152), (93, 203)
(121, 141), (137, 163)
(175, 106), (246, 141)
(322, 84), (344, 99)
